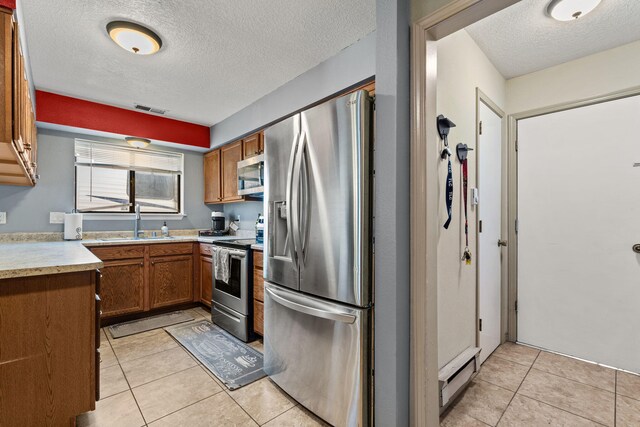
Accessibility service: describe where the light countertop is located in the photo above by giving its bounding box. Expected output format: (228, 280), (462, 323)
(81, 235), (255, 246)
(0, 233), (259, 279)
(0, 241), (103, 280)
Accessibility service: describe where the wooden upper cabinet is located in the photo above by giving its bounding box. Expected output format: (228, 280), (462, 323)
(242, 132), (263, 158)
(204, 149), (221, 203)
(149, 254), (194, 309)
(220, 140), (243, 202)
(360, 81), (375, 97)
(0, 8), (36, 186)
(0, 9), (11, 146)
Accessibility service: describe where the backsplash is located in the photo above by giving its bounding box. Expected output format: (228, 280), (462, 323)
(223, 201), (264, 232)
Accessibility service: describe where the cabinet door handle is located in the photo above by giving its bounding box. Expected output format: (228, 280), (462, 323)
(151, 261), (155, 265)
(140, 262), (144, 266)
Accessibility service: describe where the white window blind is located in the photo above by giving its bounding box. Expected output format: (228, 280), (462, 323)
(74, 139), (183, 214)
(75, 139), (183, 174)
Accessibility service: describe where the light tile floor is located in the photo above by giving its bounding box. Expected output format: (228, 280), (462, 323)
(441, 342), (640, 426)
(77, 307), (328, 427)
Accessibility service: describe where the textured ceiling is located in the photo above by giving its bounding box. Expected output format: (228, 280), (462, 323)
(466, 0), (640, 79)
(21, 0), (375, 125)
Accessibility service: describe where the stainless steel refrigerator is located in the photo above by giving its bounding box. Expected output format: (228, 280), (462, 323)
(263, 89), (373, 427)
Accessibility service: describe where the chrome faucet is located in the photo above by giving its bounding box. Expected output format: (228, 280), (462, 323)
(134, 204), (143, 238)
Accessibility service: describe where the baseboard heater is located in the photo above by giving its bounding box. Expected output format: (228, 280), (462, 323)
(438, 346), (481, 412)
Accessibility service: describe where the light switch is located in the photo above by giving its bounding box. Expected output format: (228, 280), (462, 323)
(50, 212), (65, 224)
(0, 212), (6, 224)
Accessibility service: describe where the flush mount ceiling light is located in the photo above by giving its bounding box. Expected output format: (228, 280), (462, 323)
(107, 21), (162, 55)
(125, 137), (151, 148)
(546, 0), (602, 21)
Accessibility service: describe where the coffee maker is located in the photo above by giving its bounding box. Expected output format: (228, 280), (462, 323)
(199, 211), (228, 237)
(212, 211), (226, 233)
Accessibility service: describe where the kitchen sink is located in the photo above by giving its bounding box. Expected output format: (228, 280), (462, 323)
(97, 238), (132, 242)
(98, 236), (175, 241)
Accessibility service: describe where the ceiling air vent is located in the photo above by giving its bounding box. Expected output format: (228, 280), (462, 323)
(134, 103), (167, 115)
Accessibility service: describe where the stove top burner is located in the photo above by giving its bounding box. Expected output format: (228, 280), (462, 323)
(199, 229), (228, 237)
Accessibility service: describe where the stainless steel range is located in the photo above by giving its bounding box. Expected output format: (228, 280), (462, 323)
(211, 239), (256, 342)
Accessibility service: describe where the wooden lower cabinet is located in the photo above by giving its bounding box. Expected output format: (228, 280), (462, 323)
(0, 270), (97, 425)
(253, 250), (264, 336)
(253, 300), (264, 336)
(200, 254), (213, 307)
(89, 243), (199, 320)
(150, 255), (194, 309)
(100, 258), (145, 317)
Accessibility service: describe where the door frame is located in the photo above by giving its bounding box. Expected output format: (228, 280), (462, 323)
(506, 84), (640, 343)
(475, 89), (507, 352)
(410, 1), (521, 425)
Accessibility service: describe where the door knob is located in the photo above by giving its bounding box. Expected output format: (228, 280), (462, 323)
(497, 239), (508, 247)
(633, 244), (640, 254)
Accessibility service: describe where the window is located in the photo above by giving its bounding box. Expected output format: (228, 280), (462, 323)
(75, 140), (183, 214)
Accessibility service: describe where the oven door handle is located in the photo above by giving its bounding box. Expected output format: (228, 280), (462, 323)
(212, 246), (247, 258)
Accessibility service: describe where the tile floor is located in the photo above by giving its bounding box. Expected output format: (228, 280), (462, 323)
(441, 342), (640, 427)
(77, 306), (328, 427)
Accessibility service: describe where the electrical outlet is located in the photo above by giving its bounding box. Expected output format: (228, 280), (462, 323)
(50, 212), (65, 224)
(0, 212), (6, 225)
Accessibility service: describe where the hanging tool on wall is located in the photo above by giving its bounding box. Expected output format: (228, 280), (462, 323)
(456, 143), (474, 264)
(437, 115), (456, 229)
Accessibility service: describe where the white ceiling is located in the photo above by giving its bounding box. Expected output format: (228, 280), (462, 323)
(465, 0), (640, 79)
(21, 0), (375, 126)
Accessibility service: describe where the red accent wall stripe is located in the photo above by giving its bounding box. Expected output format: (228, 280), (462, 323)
(0, 0), (15, 9)
(35, 91), (210, 149)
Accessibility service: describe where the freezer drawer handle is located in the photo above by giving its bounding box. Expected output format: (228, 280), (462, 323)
(266, 287), (356, 324)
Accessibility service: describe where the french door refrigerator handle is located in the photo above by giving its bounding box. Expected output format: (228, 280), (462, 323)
(291, 131), (306, 267)
(300, 135), (311, 263)
(285, 132), (301, 269)
(265, 286), (357, 324)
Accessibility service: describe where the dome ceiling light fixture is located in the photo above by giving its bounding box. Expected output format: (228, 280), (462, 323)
(106, 21), (162, 55)
(546, 0), (602, 21)
(125, 137), (151, 149)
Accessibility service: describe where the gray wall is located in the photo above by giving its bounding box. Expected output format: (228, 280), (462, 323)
(0, 128), (219, 233)
(374, 0), (411, 425)
(209, 31), (376, 147)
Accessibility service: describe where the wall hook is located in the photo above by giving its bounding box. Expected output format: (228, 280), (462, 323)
(456, 143), (474, 162)
(437, 115), (456, 159)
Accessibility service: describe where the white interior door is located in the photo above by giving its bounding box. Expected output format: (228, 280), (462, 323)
(518, 94), (640, 373)
(478, 100), (503, 364)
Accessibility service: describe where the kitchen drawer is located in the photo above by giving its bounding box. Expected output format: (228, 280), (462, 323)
(253, 270), (264, 302)
(253, 251), (263, 269)
(149, 242), (194, 257)
(200, 243), (212, 256)
(253, 300), (264, 336)
(90, 245), (145, 261)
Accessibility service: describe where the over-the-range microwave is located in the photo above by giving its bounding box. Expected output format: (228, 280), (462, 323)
(237, 154), (264, 197)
